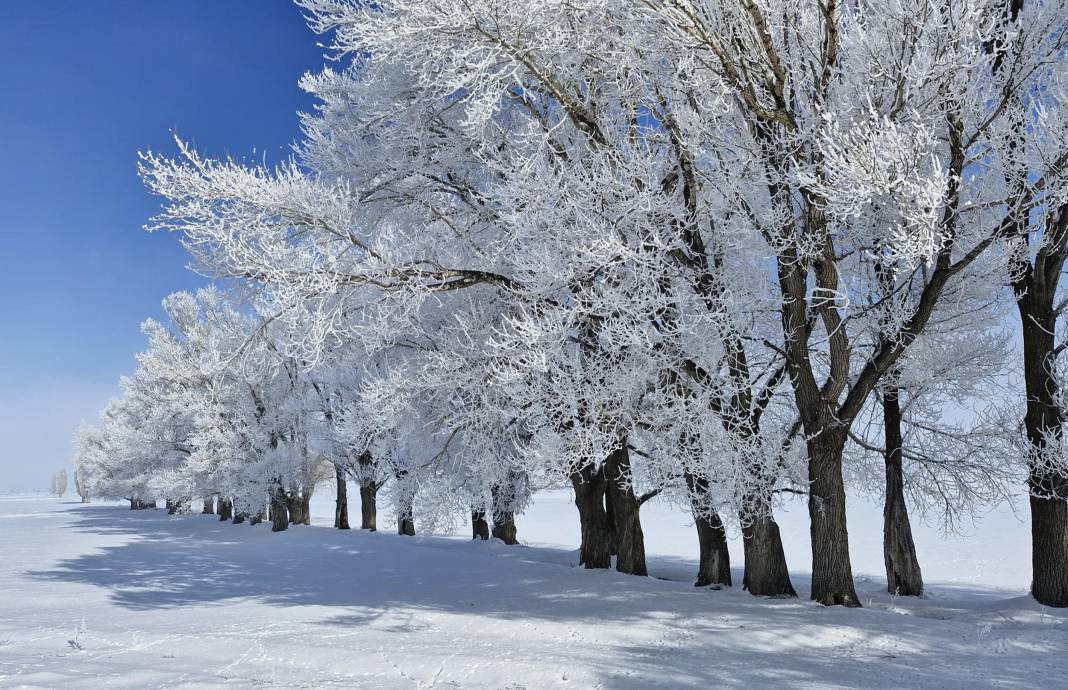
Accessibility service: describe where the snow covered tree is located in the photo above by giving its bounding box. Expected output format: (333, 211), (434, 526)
(49, 468), (67, 497)
(93, 0), (1068, 610)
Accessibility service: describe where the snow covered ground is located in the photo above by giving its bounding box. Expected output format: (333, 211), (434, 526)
(1, 491), (1065, 689)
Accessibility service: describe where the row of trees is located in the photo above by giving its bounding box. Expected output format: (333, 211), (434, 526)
(75, 0), (1068, 607)
(50, 467), (91, 502)
(49, 469), (67, 498)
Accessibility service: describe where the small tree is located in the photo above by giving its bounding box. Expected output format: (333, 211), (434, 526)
(74, 467), (90, 503)
(51, 468), (68, 497)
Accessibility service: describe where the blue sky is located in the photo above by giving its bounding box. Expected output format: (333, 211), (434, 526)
(0, 1), (324, 490)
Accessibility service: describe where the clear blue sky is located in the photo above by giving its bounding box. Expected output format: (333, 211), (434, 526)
(0, 0), (324, 490)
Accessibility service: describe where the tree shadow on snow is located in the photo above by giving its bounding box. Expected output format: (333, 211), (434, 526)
(29, 505), (1065, 689)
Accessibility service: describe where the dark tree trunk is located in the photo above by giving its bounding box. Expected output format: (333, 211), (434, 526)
(218, 498), (233, 521)
(472, 509), (490, 540)
(232, 512), (247, 525)
(604, 444), (647, 576)
(570, 463), (611, 569)
(202, 496), (215, 515)
(166, 500), (177, 514)
(286, 494), (305, 526)
(685, 472), (732, 588)
(360, 483), (378, 531)
(882, 384), (923, 596)
(130, 498), (137, 510)
(693, 509), (731, 588)
(604, 476), (619, 557)
(1030, 494), (1068, 607)
(490, 481), (519, 545)
(1018, 259), (1068, 607)
(492, 511), (518, 545)
(270, 489), (289, 532)
(741, 512), (795, 597)
(300, 492), (312, 526)
(807, 430), (860, 607)
(397, 496), (416, 536)
(249, 507), (266, 526)
(334, 467), (350, 529)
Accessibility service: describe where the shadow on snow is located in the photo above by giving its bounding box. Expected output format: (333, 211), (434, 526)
(27, 504), (1067, 689)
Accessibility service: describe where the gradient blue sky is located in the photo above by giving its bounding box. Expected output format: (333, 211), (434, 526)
(0, 1), (325, 490)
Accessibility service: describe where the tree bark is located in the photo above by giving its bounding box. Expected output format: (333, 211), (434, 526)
(604, 475), (619, 557)
(489, 481), (519, 545)
(232, 512), (247, 525)
(741, 512), (795, 597)
(570, 463), (611, 569)
(1030, 494), (1068, 607)
(491, 511), (518, 544)
(334, 467), (350, 529)
(166, 500), (178, 515)
(397, 496), (416, 536)
(684, 472), (732, 587)
(807, 430), (861, 606)
(286, 493), (305, 526)
(693, 508), (732, 588)
(882, 385), (924, 596)
(359, 483), (378, 531)
(472, 509), (490, 540)
(218, 498), (233, 521)
(300, 492), (312, 526)
(604, 444), (647, 576)
(1018, 268), (1068, 607)
(202, 496), (215, 515)
(270, 489), (290, 532)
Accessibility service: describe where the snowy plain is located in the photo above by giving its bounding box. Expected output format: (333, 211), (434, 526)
(1, 490), (1065, 689)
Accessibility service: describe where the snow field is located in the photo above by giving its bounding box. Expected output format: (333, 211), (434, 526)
(0, 491), (1064, 689)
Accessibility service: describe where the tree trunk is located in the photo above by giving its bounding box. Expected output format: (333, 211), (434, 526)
(218, 498), (233, 521)
(491, 511), (518, 545)
(882, 385), (923, 596)
(286, 493), (305, 526)
(693, 509), (732, 588)
(270, 489), (290, 532)
(202, 496), (215, 515)
(334, 467), (350, 529)
(604, 444), (647, 576)
(570, 463), (611, 569)
(807, 430), (860, 606)
(604, 475), (619, 557)
(490, 482), (519, 545)
(360, 483), (378, 531)
(232, 512), (247, 525)
(397, 495), (415, 536)
(684, 472), (732, 587)
(694, 509), (732, 588)
(1030, 494), (1068, 607)
(472, 509), (490, 540)
(249, 507), (266, 526)
(166, 500), (177, 514)
(300, 492), (312, 526)
(741, 512), (795, 597)
(1019, 284), (1068, 607)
